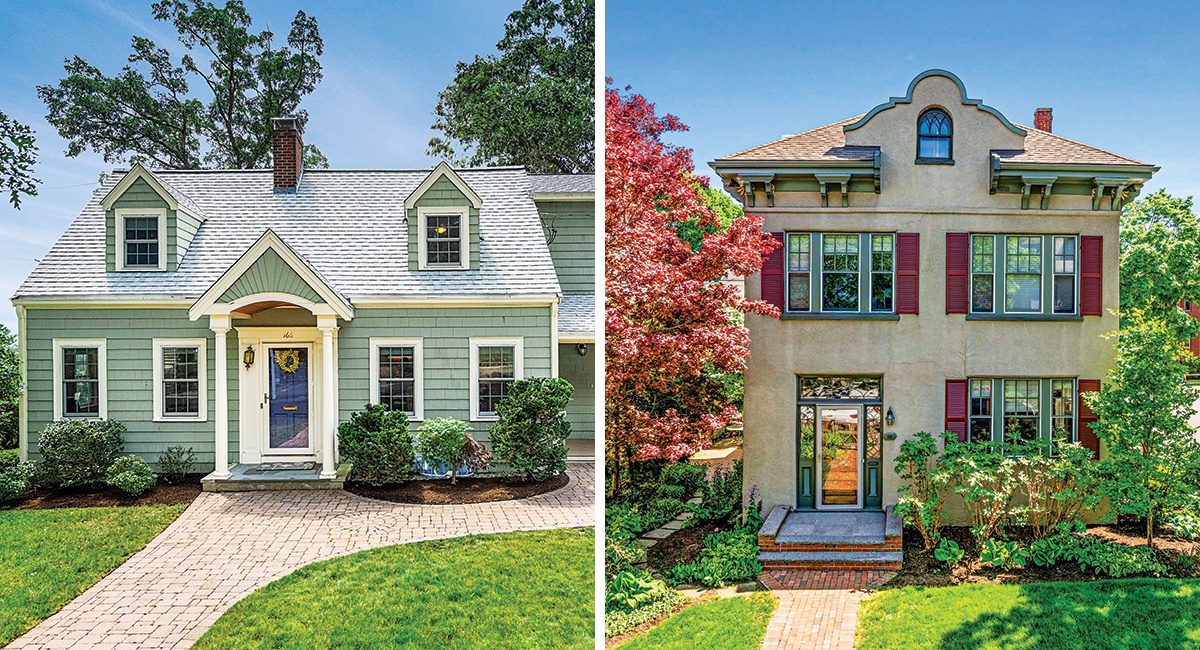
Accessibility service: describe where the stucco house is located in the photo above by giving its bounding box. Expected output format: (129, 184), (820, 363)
(12, 117), (595, 487)
(710, 70), (1156, 568)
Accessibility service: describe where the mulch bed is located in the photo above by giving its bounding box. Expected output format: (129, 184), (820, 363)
(4, 474), (204, 511)
(889, 524), (1200, 587)
(643, 521), (727, 577)
(345, 472), (569, 505)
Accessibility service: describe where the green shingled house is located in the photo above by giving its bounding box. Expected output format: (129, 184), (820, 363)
(12, 117), (595, 487)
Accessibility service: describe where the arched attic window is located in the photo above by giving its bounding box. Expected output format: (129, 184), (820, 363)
(917, 109), (953, 162)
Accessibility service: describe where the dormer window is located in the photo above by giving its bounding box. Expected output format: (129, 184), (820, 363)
(917, 109), (953, 163)
(417, 206), (470, 270)
(116, 208), (166, 271)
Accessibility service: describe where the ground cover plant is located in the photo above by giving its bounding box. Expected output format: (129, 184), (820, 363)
(0, 504), (185, 645)
(613, 592), (775, 650)
(194, 528), (595, 650)
(856, 579), (1200, 650)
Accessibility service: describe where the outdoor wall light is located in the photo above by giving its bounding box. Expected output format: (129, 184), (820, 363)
(243, 346), (255, 370)
(576, 343), (588, 357)
(886, 407), (896, 427)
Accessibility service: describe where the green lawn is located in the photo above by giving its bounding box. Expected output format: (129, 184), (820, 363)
(0, 504), (186, 645)
(857, 579), (1200, 650)
(615, 592), (776, 650)
(194, 527), (595, 650)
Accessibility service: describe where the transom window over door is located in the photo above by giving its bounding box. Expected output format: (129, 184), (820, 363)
(917, 109), (952, 160)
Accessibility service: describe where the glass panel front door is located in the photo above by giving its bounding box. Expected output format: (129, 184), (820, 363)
(268, 347), (310, 451)
(818, 406), (861, 508)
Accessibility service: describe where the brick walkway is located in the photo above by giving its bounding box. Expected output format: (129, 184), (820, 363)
(9, 464), (594, 650)
(759, 569), (893, 650)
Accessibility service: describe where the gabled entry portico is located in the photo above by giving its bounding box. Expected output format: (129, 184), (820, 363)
(191, 230), (354, 485)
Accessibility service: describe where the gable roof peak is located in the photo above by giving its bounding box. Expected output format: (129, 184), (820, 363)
(403, 161), (483, 210)
(100, 163), (207, 221)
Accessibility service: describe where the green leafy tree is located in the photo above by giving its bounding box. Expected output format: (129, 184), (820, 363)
(1087, 308), (1200, 546)
(37, 0), (326, 170)
(675, 184), (743, 251)
(416, 417), (468, 484)
(427, 0), (594, 173)
(0, 324), (19, 449)
(1120, 190), (1200, 341)
(0, 111), (39, 209)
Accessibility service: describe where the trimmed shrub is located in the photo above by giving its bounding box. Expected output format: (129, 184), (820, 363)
(157, 445), (196, 484)
(39, 419), (125, 487)
(0, 460), (36, 501)
(0, 448), (18, 471)
(489, 377), (573, 482)
(105, 455), (157, 496)
(338, 404), (416, 485)
(416, 418), (469, 484)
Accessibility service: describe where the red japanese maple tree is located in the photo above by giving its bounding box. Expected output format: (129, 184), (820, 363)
(605, 83), (779, 482)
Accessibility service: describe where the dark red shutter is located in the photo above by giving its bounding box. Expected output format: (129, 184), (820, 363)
(1077, 379), (1101, 458)
(945, 379), (967, 442)
(946, 232), (969, 314)
(761, 232), (785, 310)
(1080, 236), (1103, 316)
(896, 233), (920, 314)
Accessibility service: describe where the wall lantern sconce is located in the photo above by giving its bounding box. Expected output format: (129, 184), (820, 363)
(243, 346), (255, 370)
(885, 407), (896, 427)
(576, 343), (588, 357)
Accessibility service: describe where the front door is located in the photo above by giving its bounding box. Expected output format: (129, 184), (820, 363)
(266, 345), (312, 455)
(816, 405), (863, 509)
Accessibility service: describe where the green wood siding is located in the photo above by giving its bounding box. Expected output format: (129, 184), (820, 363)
(337, 306), (553, 441)
(24, 308), (239, 470)
(538, 200), (595, 294)
(558, 343), (595, 440)
(106, 177), (201, 272)
(406, 176), (481, 271)
(218, 249), (323, 304)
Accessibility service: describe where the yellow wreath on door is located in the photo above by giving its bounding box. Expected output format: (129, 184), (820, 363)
(274, 349), (301, 374)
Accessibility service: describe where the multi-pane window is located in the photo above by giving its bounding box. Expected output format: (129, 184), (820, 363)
(822, 234), (860, 311)
(917, 109), (952, 159)
(1053, 236), (1077, 314)
(1005, 236), (1043, 313)
(870, 235), (894, 312)
(377, 346), (416, 415)
(161, 346), (200, 417)
(786, 233), (811, 312)
(477, 346), (515, 417)
(123, 216), (159, 268)
(1051, 379), (1075, 453)
(1003, 379), (1041, 445)
(62, 347), (100, 417)
(971, 235), (995, 313)
(969, 379), (993, 443)
(425, 214), (462, 266)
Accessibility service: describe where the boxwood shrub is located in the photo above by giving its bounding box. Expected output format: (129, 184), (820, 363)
(338, 404), (415, 485)
(39, 419), (125, 487)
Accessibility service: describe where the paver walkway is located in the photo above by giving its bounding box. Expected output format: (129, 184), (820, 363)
(759, 569), (893, 650)
(10, 463), (594, 650)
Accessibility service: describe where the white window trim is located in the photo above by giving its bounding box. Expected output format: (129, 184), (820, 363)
(152, 338), (207, 422)
(369, 338), (424, 421)
(469, 336), (523, 422)
(417, 206), (471, 271)
(53, 339), (107, 420)
(115, 207), (168, 271)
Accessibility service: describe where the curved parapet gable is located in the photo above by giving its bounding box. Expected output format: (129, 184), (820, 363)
(843, 69), (1026, 137)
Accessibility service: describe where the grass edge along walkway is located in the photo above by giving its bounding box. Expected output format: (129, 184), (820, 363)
(0, 503), (187, 645)
(615, 591), (777, 650)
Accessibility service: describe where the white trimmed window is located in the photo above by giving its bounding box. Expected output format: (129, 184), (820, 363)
(417, 206), (470, 270)
(369, 338), (424, 420)
(152, 339), (207, 422)
(469, 337), (523, 421)
(116, 208), (167, 271)
(53, 339), (107, 419)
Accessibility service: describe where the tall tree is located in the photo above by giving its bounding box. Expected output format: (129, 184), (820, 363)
(427, 0), (594, 173)
(0, 111), (39, 209)
(0, 324), (19, 449)
(1119, 189), (1200, 341)
(37, 0), (326, 170)
(605, 83), (778, 493)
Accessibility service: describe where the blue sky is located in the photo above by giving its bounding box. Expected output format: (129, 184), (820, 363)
(607, 0), (1200, 196)
(0, 0), (524, 330)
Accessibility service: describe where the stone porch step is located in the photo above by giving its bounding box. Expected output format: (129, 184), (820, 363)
(758, 550), (903, 571)
(201, 462), (352, 492)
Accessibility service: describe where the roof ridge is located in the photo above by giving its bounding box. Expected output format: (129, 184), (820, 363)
(144, 166), (529, 174)
(716, 114), (864, 161)
(1011, 123), (1151, 167)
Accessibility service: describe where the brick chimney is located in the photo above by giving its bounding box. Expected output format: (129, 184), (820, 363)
(1034, 108), (1053, 133)
(271, 116), (304, 191)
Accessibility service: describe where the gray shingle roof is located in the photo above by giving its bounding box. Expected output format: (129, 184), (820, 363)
(529, 174), (594, 195)
(558, 294), (595, 337)
(15, 167), (562, 300)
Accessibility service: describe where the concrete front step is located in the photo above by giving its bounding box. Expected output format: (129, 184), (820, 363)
(201, 462), (352, 492)
(759, 550), (904, 571)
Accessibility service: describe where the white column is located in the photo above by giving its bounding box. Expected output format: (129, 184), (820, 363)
(210, 314), (231, 479)
(318, 317), (338, 479)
